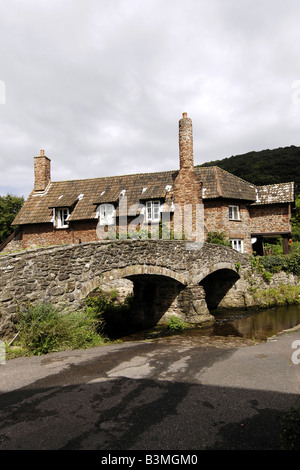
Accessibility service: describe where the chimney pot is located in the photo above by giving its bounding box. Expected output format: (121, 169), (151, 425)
(182, 112), (188, 118)
(40, 149), (45, 156)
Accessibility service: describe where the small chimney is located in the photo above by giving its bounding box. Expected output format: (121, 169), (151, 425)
(34, 150), (51, 192)
(179, 112), (194, 170)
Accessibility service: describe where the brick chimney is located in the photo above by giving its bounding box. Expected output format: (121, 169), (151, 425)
(179, 112), (194, 170)
(174, 113), (202, 206)
(34, 150), (51, 192)
(173, 113), (203, 242)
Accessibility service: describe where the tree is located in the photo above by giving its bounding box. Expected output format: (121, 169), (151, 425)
(0, 194), (24, 245)
(292, 195), (300, 241)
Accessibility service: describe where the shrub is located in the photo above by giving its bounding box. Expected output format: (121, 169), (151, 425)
(167, 315), (187, 332)
(207, 231), (231, 247)
(17, 303), (62, 355)
(16, 303), (106, 355)
(254, 284), (300, 307)
(252, 250), (300, 277)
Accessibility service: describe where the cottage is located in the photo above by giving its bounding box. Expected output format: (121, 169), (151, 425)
(8, 113), (294, 255)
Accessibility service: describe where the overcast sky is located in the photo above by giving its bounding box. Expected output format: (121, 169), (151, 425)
(1, 0), (300, 197)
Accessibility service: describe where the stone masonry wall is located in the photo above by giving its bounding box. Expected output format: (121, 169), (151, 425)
(20, 220), (98, 250)
(0, 240), (247, 338)
(204, 200), (253, 254)
(249, 203), (291, 234)
(217, 268), (299, 310)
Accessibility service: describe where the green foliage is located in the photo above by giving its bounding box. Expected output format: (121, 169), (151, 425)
(253, 284), (300, 307)
(292, 195), (300, 241)
(263, 238), (284, 255)
(197, 145), (300, 189)
(16, 303), (106, 356)
(260, 252), (300, 277)
(86, 289), (134, 337)
(235, 262), (241, 272)
(167, 315), (188, 332)
(0, 194), (24, 244)
(251, 248), (300, 278)
(262, 271), (273, 282)
(206, 231), (231, 247)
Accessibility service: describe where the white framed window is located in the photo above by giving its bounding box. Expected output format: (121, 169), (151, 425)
(231, 239), (243, 253)
(146, 200), (160, 222)
(97, 204), (115, 226)
(55, 208), (70, 228)
(229, 205), (240, 220)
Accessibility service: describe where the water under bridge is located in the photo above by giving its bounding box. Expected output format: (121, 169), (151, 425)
(0, 240), (250, 337)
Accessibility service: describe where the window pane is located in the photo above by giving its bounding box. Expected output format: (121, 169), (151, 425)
(146, 202), (152, 221)
(62, 209), (68, 225)
(229, 205), (239, 220)
(99, 204), (115, 225)
(56, 208), (69, 227)
(153, 202), (160, 219)
(231, 239), (243, 253)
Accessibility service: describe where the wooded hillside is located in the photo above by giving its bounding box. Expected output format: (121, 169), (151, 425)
(197, 145), (299, 191)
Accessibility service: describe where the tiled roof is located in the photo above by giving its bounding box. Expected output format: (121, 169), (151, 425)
(195, 166), (256, 200)
(13, 170), (177, 225)
(13, 166), (290, 226)
(253, 182), (295, 205)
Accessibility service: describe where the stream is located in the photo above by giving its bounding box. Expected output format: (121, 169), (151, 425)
(119, 304), (300, 347)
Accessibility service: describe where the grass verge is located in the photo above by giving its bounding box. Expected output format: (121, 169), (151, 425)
(6, 302), (108, 359)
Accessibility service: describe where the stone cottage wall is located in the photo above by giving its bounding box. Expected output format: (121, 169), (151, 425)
(249, 203), (291, 234)
(204, 200), (253, 254)
(20, 220), (98, 250)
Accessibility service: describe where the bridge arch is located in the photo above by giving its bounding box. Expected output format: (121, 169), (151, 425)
(98, 264), (188, 288)
(0, 240), (250, 337)
(199, 267), (240, 311)
(81, 266), (188, 331)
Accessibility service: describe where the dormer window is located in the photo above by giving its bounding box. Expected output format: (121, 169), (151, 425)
(55, 208), (70, 228)
(97, 204), (116, 226)
(146, 200), (160, 222)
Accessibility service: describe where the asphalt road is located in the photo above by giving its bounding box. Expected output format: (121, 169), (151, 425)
(0, 329), (300, 451)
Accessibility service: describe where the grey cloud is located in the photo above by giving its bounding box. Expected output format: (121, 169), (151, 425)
(1, 0), (300, 197)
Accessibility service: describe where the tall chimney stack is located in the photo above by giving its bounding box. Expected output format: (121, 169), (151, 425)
(179, 112), (194, 170)
(34, 150), (51, 192)
(173, 113), (203, 241)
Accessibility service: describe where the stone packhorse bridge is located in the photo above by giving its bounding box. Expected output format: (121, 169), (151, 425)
(0, 240), (249, 337)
